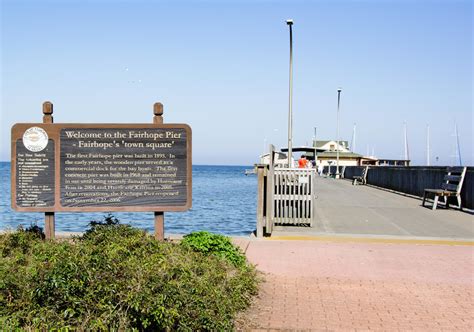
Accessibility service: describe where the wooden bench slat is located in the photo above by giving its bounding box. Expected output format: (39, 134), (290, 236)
(444, 175), (461, 182)
(441, 183), (458, 192)
(424, 189), (457, 196)
(447, 166), (465, 173)
(424, 189), (445, 194)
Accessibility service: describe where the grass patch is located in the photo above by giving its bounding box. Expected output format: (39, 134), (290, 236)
(0, 219), (258, 330)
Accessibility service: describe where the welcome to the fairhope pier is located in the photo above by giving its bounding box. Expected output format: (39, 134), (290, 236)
(11, 101), (191, 239)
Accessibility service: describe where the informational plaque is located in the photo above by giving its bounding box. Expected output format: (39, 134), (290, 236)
(11, 124), (192, 212)
(60, 127), (187, 207)
(15, 138), (55, 208)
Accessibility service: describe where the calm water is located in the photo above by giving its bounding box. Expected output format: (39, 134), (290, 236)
(0, 162), (257, 236)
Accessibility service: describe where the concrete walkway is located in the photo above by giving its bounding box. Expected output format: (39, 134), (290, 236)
(236, 238), (473, 331)
(272, 177), (474, 241)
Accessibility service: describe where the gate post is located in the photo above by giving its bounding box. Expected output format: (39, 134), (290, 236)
(311, 169), (317, 227)
(256, 164), (266, 237)
(265, 145), (275, 235)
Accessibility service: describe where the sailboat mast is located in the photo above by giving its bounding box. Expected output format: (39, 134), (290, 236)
(351, 123), (356, 153)
(426, 124), (430, 166)
(455, 123), (462, 166)
(404, 122), (409, 161)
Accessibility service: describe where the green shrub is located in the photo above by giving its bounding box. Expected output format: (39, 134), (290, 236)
(0, 224), (44, 257)
(24, 223), (46, 240)
(180, 231), (247, 268)
(0, 219), (258, 330)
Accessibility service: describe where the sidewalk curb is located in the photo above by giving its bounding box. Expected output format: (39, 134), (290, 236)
(267, 235), (474, 246)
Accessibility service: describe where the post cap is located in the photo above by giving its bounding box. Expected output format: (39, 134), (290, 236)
(337, 87), (342, 92)
(153, 102), (163, 116)
(286, 19), (293, 25)
(42, 101), (53, 114)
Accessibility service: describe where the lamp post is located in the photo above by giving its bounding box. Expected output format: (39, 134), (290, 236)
(336, 87), (342, 178)
(286, 19), (294, 168)
(314, 126), (318, 166)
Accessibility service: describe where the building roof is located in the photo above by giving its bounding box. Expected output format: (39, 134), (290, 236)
(360, 156), (378, 161)
(317, 151), (363, 158)
(280, 146), (317, 153)
(314, 140), (349, 148)
(314, 140), (331, 147)
(377, 158), (411, 162)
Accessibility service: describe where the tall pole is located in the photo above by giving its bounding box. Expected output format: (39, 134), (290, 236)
(455, 122), (462, 166)
(426, 124), (430, 166)
(313, 126), (317, 164)
(404, 121), (409, 161)
(286, 19), (294, 168)
(351, 123), (356, 153)
(336, 88), (342, 178)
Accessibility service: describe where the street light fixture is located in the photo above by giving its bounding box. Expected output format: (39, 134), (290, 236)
(286, 19), (294, 168)
(336, 87), (342, 178)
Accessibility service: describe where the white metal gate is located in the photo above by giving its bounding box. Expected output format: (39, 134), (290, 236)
(267, 168), (316, 226)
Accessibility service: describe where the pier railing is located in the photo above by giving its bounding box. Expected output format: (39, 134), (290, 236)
(343, 166), (474, 210)
(256, 145), (317, 237)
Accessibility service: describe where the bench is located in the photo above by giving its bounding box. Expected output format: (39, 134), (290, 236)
(352, 166), (368, 185)
(422, 167), (467, 210)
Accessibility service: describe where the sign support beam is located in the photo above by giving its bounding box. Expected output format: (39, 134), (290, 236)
(43, 101), (55, 239)
(153, 102), (165, 240)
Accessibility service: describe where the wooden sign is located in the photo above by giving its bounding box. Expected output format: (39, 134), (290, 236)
(11, 124), (192, 212)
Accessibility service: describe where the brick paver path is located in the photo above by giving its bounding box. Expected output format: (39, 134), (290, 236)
(238, 240), (473, 331)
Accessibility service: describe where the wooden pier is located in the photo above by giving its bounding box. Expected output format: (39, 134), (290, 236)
(256, 157), (473, 240)
(271, 175), (473, 240)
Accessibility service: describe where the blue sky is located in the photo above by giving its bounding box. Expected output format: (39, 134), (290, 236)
(1, 0), (472, 165)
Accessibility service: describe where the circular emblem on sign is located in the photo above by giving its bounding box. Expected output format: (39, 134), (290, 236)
(23, 127), (49, 152)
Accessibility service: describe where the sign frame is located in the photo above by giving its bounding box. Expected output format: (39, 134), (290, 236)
(11, 123), (192, 213)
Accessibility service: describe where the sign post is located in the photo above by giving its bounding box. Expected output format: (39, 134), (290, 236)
(153, 102), (165, 240)
(11, 101), (192, 240)
(43, 101), (55, 239)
